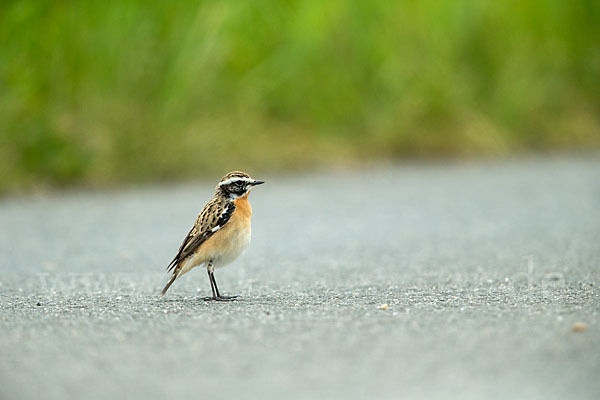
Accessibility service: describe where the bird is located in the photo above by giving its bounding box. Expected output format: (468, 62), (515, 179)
(161, 171), (264, 300)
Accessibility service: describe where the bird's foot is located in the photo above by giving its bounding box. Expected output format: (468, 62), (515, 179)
(202, 295), (239, 302)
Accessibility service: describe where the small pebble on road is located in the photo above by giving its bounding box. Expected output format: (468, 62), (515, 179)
(572, 322), (588, 333)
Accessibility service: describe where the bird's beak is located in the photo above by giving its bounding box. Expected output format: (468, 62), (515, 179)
(251, 180), (265, 186)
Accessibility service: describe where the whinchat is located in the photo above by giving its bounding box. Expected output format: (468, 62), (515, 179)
(161, 171), (264, 300)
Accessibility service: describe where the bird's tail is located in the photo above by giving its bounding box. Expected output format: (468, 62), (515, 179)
(161, 273), (178, 296)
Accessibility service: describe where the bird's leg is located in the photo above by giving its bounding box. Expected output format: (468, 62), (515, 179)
(202, 262), (238, 301)
(211, 272), (238, 301)
(208, 268), (217, 299)
(212, 271), (221, 298)
(202, 262), (218, 301)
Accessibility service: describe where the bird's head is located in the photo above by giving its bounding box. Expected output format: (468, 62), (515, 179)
(217, 171), (264, 200)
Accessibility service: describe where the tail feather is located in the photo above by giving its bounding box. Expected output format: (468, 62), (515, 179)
(161, 273), (178, 296)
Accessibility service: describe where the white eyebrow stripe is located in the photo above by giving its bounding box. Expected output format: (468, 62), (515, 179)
(219, 177), (253, 186)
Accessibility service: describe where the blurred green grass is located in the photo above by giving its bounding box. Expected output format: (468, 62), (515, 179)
(1, 0), (599, 192)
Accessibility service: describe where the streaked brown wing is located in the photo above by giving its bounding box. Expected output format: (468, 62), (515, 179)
(166, 198), (235, 273)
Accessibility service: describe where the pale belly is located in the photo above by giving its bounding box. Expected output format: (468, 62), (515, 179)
(179, 222), (251, 276)
(176, 195), (253, 278)
(212, 224), (251, 268)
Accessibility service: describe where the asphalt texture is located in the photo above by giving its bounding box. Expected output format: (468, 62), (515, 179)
(1, 157), (599, 400)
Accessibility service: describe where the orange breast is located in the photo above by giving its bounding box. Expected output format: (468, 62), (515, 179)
(232, 192), (252, 220)
(186, 192), (252, 267)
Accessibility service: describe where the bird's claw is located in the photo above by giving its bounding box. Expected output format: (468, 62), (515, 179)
(202, 295), (239, 302)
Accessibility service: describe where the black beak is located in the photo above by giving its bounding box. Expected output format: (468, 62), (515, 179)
(252, 180), (265, 186)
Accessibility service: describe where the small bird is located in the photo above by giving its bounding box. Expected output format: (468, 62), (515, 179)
(161, 171), (264, 300)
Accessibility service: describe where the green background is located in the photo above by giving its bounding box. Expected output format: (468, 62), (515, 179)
(1, 0), (599, 192)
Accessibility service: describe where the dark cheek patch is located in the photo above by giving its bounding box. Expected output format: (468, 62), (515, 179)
(226, 185), (246, 196)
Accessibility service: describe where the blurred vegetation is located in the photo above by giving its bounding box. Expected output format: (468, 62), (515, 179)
(1, 0), (599, 192)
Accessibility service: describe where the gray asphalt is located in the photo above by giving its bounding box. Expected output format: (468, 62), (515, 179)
(1, 157), (599, 400)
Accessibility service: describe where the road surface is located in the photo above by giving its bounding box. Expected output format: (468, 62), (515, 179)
(1, 157), (599, 399)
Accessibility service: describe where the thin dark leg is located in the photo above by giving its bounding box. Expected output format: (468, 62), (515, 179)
(208, 269), (217, 299)
(211, 271), (221, 298)
(211, 272), (238, 301)
(202, 266), (238, 301)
